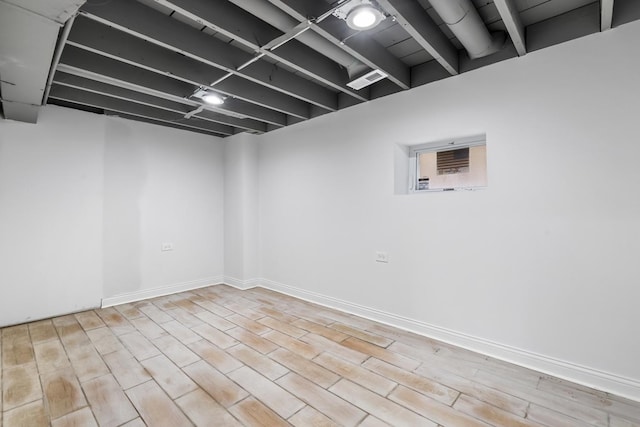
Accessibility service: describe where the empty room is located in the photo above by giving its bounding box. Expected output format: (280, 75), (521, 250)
(1, 0), (639, 426)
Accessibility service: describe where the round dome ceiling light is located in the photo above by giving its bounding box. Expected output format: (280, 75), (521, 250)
(346, 5), (385, 31)
(202, 93), (224, 105)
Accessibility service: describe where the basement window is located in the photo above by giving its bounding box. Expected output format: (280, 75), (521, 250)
(410, 135), (487, 192)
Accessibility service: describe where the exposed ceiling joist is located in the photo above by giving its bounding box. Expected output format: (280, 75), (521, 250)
(376, 0), (459, 75)
(147, 0), (368, 101)
(78, 0), (338, 112)
(67, 16), (311, 120)
(104, 111), (228, 137)
(601, 0), (615, 31)
(264, 0), (410, 90)
(494, 0), (527, 56)
(53, 71), (267, 133)
(49, 85), (233, 136)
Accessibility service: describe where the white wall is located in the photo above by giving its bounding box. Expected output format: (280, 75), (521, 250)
(257, 21), (640, 397)
(0, 106), (225, 324)
(0, 107), (104, 325)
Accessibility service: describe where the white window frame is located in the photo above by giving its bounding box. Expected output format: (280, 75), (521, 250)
(409, 134), (487, 193)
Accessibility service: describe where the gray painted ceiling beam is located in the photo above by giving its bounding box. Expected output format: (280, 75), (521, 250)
(49, 85), (234, 135)
(79, 0), (336, 111)
(601, 0), (615, 31)
(59, 46), (287, 128)
(67, 16), (310, 119)
(376, 0), (459, 75)
(53, 71), (267, 133)
(104, 112), (227, 138)
(494, 0), (527, 55)
(148, 0), (367, 101)
(266, 0), (410, 90)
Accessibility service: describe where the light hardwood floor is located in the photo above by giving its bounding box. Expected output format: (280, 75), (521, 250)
(1, 285), (639, 426)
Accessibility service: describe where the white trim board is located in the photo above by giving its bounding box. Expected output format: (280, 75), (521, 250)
(222, 276), (260, 290)
(258, 278), (640, 403)
(101, 276), (224, 308)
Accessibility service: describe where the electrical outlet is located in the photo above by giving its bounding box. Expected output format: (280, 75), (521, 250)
(161, 242), (174, 251)
(375, 251), (389, 263)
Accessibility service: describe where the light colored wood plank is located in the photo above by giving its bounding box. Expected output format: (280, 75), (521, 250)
(126, 380), (193, 427)
(3, 399), (48, 427)
(228, 397), (290, 427)
(41, 367), (87, 420)
(85, 327), (125, 356)
(94, 308), (136, 335)
(2, 334), (35, 367)
(289, 405), (340, 427)
(102, 350), (152, 390)
(160, 320), (202, 345)
(363, 358), (459, 405)
(453, 394), (542, 427)
(330, 323), (394, 348)
(138, 304), (174, 324)
(33, 340), (70, 374)
(176, 389), (242, 427)
(388, 384), (489, 427)
(342, 337), (420, 371)
(227, 313), (271, 335)
(314, 352), (397, 396)
(270, 348), (340, 389)
(140, 354), (198, 399)
(28, 321), (58, 344)
(191, 324), (237, 349)
(526, 404), (595, 427)
(227, 366), (305, 419)
(182, 360), (249, 407)
(300, 333), (368, 365)
(152, 335), (200, 367)
(120, 418), (146, 427)
(191, 298), (234, 317)
(330, 380), (437, 427)
(194, 311), (235, 331)
(51, 407), (98, 427)
(165, 308), (204, 329)
(82, 374), (138, 427)
(258, 316), (306, 338)
(65, 346), (109, 383)
(226, 327), (279, 354)
(187, 339), (243, 374)
(264, 330), (321, 359)
(74, 311), (105, 331)
(277, 372), (366, 426)
(118, 331), (161, 361)
(359, 416), (392, 427)
(2, 362), (42, 411)
(227, 343), (288, 381)
(130, 316), (168, 340)
(292, 318), (349, 342)
(114, 304), (145, 320)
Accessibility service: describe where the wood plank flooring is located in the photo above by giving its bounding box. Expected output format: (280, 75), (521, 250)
(1, 285), (639, 426)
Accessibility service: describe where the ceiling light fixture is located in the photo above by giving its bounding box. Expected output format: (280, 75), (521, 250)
(192, 88), (225, 106)
(334, 0), (386, 31)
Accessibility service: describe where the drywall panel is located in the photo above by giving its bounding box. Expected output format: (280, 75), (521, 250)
(258, 20), (640, 392)
(0, 106), (104, 325)
(102, 115), (225, 300)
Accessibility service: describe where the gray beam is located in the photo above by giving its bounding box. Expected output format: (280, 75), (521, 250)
(53, 71), (267, 133)
(79, 0), (338, 110)
(67, 15), (310, 119)
(104, 112), (227, 138)
(601, 0), (614, 31)
(376, 0), (459, 76)
(267, 0), (410, 89)
(148, 0), (367, 101)
(494, 0), (526, 55)
(50, 84), (234, 135)
(59, 45), (286, 128)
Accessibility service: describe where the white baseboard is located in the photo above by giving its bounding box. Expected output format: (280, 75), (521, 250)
(259, 278), (640, 403)
(101, 276), (224, 308)
(223, 276), (260, 290)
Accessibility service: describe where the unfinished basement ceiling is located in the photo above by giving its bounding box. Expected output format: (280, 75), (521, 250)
(2, 0), (640, 137)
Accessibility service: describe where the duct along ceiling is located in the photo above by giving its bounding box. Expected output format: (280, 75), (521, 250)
(1, 0), (639, 137)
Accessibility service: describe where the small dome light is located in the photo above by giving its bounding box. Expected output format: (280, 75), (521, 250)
(203, 94), (224, 105)
(346, 5), (385, 30)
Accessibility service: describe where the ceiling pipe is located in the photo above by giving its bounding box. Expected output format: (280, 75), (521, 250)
(428, 0), (505, 59)
(227, 0), (368, 78)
